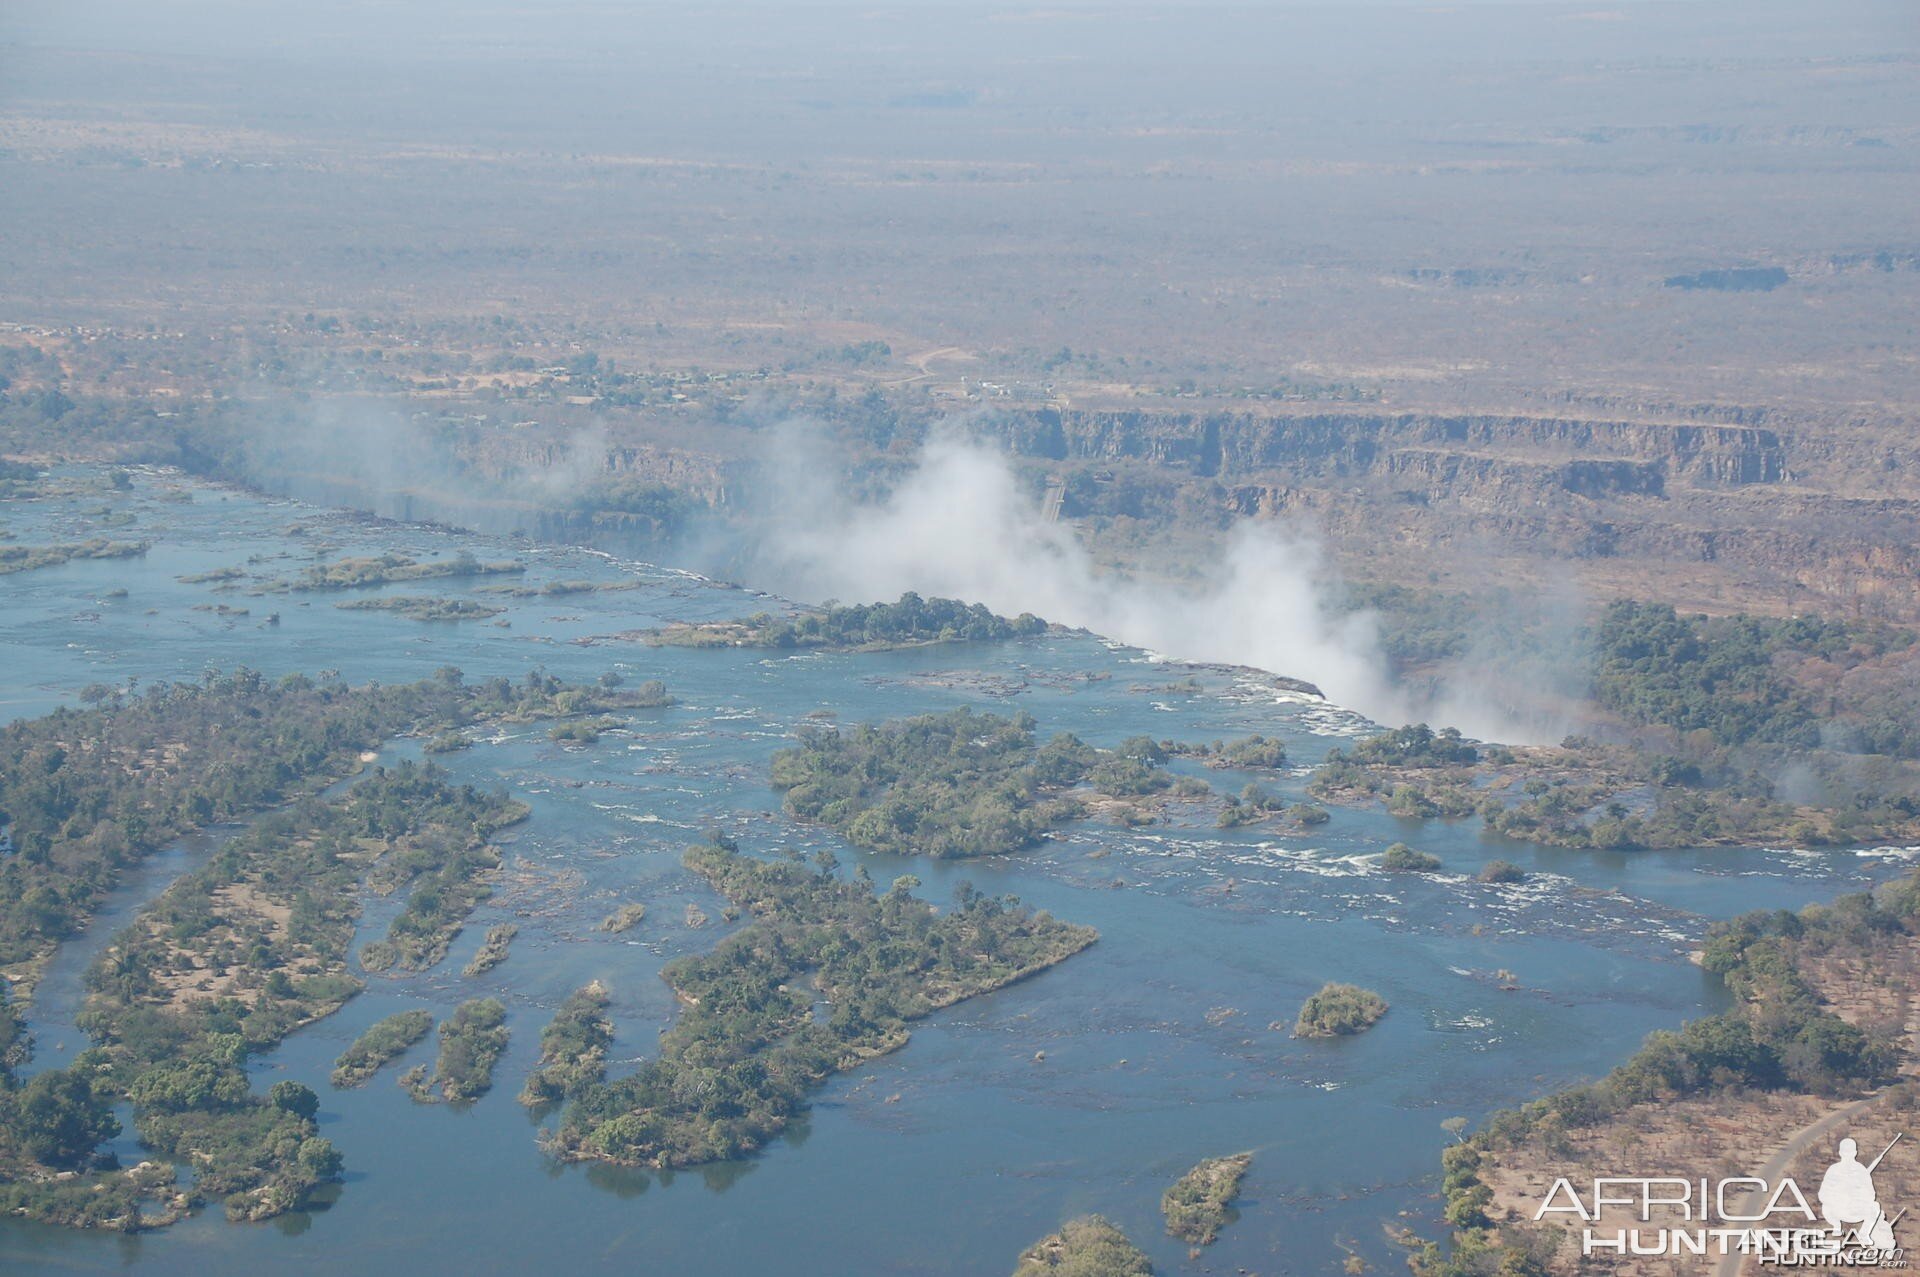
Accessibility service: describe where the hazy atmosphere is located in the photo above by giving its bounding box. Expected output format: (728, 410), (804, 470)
(2, 3), (1919, 1275)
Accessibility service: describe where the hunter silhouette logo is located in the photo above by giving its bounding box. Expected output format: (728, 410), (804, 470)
(1534, 1131), (1908, 1265)
(1820, 1137), (1901, 1253)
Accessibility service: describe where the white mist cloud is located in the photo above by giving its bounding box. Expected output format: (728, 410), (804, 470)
(1420, 580), (1591, 746)
(752, 425), (1405, 724)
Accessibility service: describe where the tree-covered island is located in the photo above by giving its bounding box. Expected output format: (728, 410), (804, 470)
(0, 666), (670, 1230)
(0, 665), (667, 997)
(332, 1010), (435, 1088)
(1293, 983), (1389, 1037)
(550, 836), (1096, 1169)
(519, 983), (614, 1107)
(1012, 1215), (1154, 1276)
(336, 596), (505, 622)
(645, 591), (1049, 652)
(272, 551), (524, 592)
(0, 763), (522, 1228)
(0, 539), (149, 576)
(770, 707), (1208, 857)
(403, 998), (510, 1104)
(1162, 1152), (1253, 1247)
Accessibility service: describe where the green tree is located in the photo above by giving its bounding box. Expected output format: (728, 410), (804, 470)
(269, 1080), (320, 1121)
(13, 1068), (118, 1168)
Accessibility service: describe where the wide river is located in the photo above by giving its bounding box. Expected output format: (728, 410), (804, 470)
(0, 468), (1905, 1276)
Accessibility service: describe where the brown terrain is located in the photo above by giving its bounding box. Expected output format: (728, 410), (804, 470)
(976, 403), (1920, 620)
(1479, 938), (1920, 1275)
(2, 2), (1916, 629)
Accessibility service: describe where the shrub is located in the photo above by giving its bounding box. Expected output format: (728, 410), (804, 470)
(1381, 842), (1442, 872)
(1294, 983), (1388, 1037)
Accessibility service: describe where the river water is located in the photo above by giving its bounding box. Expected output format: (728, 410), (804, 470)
(0, 468), (1906, 1276)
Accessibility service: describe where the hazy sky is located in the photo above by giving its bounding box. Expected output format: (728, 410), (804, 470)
(7, 0), (1914, 66)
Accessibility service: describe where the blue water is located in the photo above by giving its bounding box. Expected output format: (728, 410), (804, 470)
(0, 468), (1906, 1276)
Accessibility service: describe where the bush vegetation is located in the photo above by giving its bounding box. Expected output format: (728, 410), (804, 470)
(0, 766), (518, 1228)
(0, 668), (632, 1231)
(1213, 735), (1288, 769)
(597, 903), (647, 934)
(1313, 721), (1920, 852)
(1013, 1215), (1154, 1277)
(1314, 604), (1920, 854)
(463, 924), (517, 976)
(1174, 734), (1289, 770)
(771, 708), (1190, 858)
(659, 592), (1048, 651)
(0, 665), (662, 974)
(63, 765), (519, 1222)
(358, 802), (515, 975)
(1429, 874), (1920, 1275)
(553, 838), (1096, 1169)
(1162, 1152), (1252, 1246)
(547, 718), (616, 744)
(1216, 784), (1287, 828)
(519, 984), (613, 1107)
(336, 596), (504, 622)
(332, 1010), (435, 1088)
(1593, 601), (1919, 754)
(1294, 983), (1389, 1037)
(405, 998), (510, 1105)
(1381, 843), (1442, 872)
(278, 552), (523, 592)
(0, 539), (149, 575)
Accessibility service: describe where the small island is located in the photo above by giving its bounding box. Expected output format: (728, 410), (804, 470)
(463, 923), (518, 976)
(475, 578), (641, 598)
(0, 538), (149, 576)
(359, 810), (514, 974)
(336, 596), (505, 622)
(1476, 859), (1527, 884)
(1013, 1216), (1154, 1276)
(1381, 842), (1442, 872)
(1294, 982), (1389, 1038)
(177, 566), (248, 585)
(549, 717), (618, 744)
(597, 903), (648, 933)
(277, 551), (524, 592)
(404, 998), (510, 1104)
(771, 708), (1206, 859)
(333, 1011), (436, 1088)
(1180, 734), (1289, 770)
(1216, 784), (1321, 829)
(1162, 1152), (1253, 1247)
(646, 591), (1048, 652)
(519, 983), (614, 1107)
(551, 836), (1098, 1169)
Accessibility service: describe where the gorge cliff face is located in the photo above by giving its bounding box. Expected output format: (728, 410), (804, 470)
(975, 405), (1917, 620)
(210, 396), (1918, 623)
(986, 408), (1788, 486)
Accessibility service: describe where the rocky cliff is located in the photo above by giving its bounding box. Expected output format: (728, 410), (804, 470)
(976, 405), (1918, 621)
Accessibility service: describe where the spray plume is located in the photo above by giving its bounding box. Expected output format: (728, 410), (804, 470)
(751, 426), (1406, 724)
